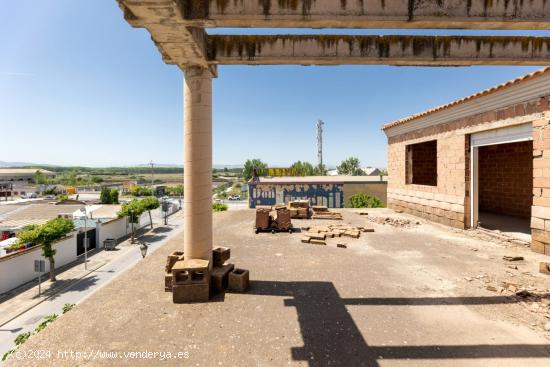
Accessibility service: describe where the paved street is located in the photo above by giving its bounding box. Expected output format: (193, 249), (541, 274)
(0, 212), (183, 361)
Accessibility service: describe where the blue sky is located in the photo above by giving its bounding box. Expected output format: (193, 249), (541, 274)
(1, 1), (549, 168)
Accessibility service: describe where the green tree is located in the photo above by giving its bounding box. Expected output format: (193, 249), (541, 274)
(348, 193), (384, 208)
(17, 218), (75, 281)
(166, 185), (183, 197)
(141, 196), (160, 229)
(291, 161), (315, 176)
(314, 164), (327, 176)
(118, 199), (146, 243)
(129, 185), (153, 197)
(34, 170), (47, 185)
(110, 188), (119, 204)
(100, 188), (119, 204)
(100, 187), (112, 204)
(337, 157), (363, 176)
(243, 159), (268, 181)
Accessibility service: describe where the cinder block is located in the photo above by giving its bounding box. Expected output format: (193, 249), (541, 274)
(229, 268), (250, 292)
(310, 239), (327, 245)
(165, 250), (184, 273)
(344, 231), (360, 239)
(304, 232), (326, 240)
(172, 259), (210, 286)
(172, 283), (210, 303)
(164, 273), (173, 292)
(213, 247), (230, 267)
(211, 263), (235, 292)
(301, 236), (311, 243)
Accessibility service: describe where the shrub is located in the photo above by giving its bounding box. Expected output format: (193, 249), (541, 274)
(129, 186), (153, 197)
(56, 194), (69, 201)
(212, 203), (228, 212)
(62, 303), (75, 314)
(348, 193), (384, 208)
(110, 188), (119, 204)
(100, 188), (119, 204)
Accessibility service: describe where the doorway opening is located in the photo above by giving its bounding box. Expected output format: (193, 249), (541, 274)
(475, 141), (533, 241)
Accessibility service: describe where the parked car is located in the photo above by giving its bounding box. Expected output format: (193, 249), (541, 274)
(228, 195), (241, 201)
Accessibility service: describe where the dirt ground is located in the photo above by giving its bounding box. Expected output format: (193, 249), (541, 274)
(7, 209), (550, 367)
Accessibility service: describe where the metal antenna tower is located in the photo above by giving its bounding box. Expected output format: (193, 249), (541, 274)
(316, 119), (324, 172)
(149, 160), (155, 187)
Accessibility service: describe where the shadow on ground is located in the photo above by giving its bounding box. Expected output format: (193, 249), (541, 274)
(248, 280), (550, 366)
(31, 275), (100, 302)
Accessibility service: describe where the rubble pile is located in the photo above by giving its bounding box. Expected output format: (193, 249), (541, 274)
(365, 215), (420, 228)
(465, 269), (550, 329)
(301, 223), (374, 246)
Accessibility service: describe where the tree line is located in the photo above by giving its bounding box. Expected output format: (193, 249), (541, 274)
(242, 157), (385, 180)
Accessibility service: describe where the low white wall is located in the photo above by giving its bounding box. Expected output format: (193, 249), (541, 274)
(0, 234), (77, 294)
(97, 218), (128, 248)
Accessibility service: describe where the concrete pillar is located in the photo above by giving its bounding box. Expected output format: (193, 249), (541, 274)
(183, 66), (213, 262)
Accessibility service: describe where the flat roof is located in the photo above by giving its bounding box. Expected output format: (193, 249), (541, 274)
(0, 168), (55, 175)
(382, 66), (550, 131)
(90, 205), (121, 219)
(251, 176), (387, 184)
(0, 204), (78, 230)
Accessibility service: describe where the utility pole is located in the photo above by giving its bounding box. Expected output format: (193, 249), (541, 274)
(316, 120), (324, 174)
(149, 160), (155, 187)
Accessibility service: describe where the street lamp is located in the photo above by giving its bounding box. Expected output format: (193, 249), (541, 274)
(139, 242), (148, 258)
(80, 206), (88, 270)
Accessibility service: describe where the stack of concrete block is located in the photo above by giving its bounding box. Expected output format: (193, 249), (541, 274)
(172, 259), (210, 303)
(255, 207), (272, 230)
(164, 250), (184, 292)
(311, 206), (343, 220)
(275, 207), (292, 231)
(229, 268), (250, 292)
(288, 200), (311, 219)
(211, 247), (234, 292)
(300, 223), (373, 245)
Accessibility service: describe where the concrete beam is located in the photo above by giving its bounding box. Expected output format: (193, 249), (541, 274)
(180, 0), (550, 29)
(208, 35), (550, 66)
(117, 0), (209, 68)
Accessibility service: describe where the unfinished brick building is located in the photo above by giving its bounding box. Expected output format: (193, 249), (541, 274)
(383, 67), (550, 255)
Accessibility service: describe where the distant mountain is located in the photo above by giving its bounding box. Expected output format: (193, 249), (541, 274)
(213, 164), (243, 169)
(0, 161), (40, 167)
(135, 163), (183, 168)
(0, 161), (244, 169)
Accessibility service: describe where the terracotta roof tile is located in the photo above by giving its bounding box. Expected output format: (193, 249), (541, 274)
(382, 66), (550, 131)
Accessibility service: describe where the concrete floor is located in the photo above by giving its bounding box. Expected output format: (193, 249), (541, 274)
(478, 211), (531, 242)
(6, 209), (550, 367)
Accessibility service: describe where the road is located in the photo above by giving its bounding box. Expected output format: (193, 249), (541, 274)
(0, 221), (183, 360)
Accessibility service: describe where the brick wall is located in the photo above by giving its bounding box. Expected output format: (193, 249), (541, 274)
(387, 97), (549, 232)
(530, 115), (550, 255)
(388, 134), (467, 229)
(478, 141), (533, 219)
(407, 140), (437, 186)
